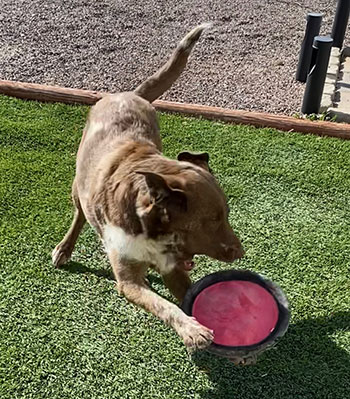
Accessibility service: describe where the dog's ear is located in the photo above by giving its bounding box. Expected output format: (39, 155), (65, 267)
(177, 151), (210, 171)
(137, 171), (187, 212)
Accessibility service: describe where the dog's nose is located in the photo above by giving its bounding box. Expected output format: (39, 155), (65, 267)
(221, 244), (245, 262)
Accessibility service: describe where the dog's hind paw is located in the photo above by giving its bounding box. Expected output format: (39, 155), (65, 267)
(52, 244), (72, 268)
(179, 317), (214, 351)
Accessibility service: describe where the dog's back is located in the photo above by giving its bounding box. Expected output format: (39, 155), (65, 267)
(76, 23), (210, 200)
(79, 23), (210, 151)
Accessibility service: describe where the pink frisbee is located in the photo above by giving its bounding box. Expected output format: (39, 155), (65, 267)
(192, 280), (279, 346)
(182, 270), (289, 363)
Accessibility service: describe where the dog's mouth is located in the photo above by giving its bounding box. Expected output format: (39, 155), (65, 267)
(183, 259), (195, 271)
(172, 246), (196, 271)
(177, 255), (195, 271)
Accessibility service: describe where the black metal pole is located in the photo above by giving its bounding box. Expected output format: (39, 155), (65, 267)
(331, 0), (350, 48)
(296, 13), (323, 83)
(301, 36), (333, 115)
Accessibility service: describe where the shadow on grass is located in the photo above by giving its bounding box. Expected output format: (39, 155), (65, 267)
(60, 261), (115, 280)
(60, 261), (164, 287)
(193, 312), (350, 399)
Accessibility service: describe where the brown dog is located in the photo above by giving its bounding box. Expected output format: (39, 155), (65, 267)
(52, 23), (244, 350)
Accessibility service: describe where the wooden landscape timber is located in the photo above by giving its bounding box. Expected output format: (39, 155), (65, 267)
(0, 79), (349, 139)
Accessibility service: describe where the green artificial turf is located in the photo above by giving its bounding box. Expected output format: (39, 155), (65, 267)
(0, 95), (349, 399)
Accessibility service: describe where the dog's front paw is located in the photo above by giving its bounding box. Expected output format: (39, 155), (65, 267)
(52, 244), (72, 267)
(178, 317), (214, 351)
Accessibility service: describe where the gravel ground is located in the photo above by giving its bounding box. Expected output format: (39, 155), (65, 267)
(0, 0), (348, 114)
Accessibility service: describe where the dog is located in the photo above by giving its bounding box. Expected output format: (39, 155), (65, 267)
(52, 23), (244, 350)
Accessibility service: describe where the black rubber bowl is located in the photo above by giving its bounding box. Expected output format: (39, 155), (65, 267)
(181, 270), (290, 365)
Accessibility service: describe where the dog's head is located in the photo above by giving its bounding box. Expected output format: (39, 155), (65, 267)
(135, 151), (244, 270)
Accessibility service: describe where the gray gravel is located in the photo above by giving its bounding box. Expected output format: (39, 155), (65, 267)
(0, 0), (348, 114)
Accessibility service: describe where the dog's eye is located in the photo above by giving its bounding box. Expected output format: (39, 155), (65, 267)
(210, 213), (221, 223)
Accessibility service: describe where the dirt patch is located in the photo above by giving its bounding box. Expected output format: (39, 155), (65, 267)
(0, 0), (346, 114)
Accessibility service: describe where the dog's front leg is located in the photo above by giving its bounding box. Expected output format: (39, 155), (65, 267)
(108, 250), (213, 350)
(161, 267), (192, 303)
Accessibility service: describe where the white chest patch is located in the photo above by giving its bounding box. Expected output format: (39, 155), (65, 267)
(102, 224), (177, 273)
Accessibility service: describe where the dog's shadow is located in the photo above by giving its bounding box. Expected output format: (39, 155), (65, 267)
(60, 260), (164, 287)
(60, 261), (115, 280)
(193, 311), (350, 398)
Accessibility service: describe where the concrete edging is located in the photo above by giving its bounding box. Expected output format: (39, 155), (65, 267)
(320, 47), (341, 112)
(322, 47), (350, 123)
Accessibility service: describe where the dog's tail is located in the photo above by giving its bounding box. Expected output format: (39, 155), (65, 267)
(134, 23), (211, 103)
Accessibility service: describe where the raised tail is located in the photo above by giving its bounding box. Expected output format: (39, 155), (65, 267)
(134, 23), (211, 103)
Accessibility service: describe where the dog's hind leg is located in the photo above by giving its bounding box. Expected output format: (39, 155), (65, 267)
(52, 181), (86, 267)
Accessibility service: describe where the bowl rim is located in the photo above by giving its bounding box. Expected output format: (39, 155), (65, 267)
(181, 269), (290, 352)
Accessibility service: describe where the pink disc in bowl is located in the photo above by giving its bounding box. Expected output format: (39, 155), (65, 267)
(192, 280), (279, 347)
